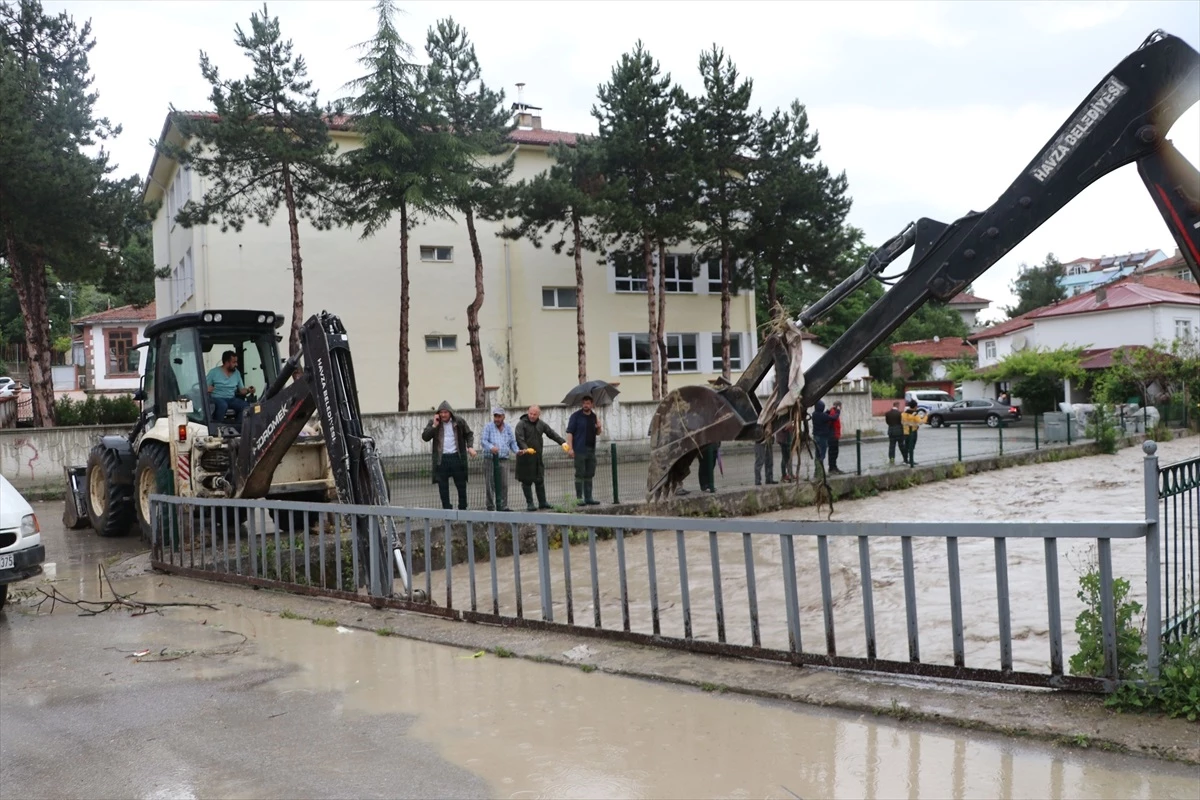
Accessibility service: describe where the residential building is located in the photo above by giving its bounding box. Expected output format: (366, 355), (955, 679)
(947, 291), (992, 331)
(1056, 249), (1168, 296)
(143, 108), (758, 414)
(72, 302), (156, 393)
(890, 337), (977, 380)
(1136, 249), (1198, 284)
(755, 331), (872, 399)
(966, 274), (1199, 402)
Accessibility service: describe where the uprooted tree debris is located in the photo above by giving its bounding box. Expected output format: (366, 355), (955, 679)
(32, 564), (218, 618)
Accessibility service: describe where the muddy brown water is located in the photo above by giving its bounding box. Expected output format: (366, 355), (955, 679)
(422, 438), (1197, 674)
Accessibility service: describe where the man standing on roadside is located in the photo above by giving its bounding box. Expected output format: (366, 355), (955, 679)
(828, 400), (845, 475)
(754, 432), (776, 486)
(901, 398), (923, 467)
(885, 401), (905, 466)
(421, 401), (477, 510)
(515, 405), (567, 511)
(566, 396), (602, 506)
(481, 407), (520, 511)
(811, 400), (833, 474)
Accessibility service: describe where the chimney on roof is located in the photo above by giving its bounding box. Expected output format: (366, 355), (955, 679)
(512, 83), (543, 130)
(1095, 286), (1107, 304)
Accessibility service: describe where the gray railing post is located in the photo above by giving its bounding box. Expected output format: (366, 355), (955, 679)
(1143, 441), (1162, 677)
(998, 420), (1004, 456)
(1034, 414), (1040, 450)
(536, 523), (552, 621)
(855, 430), (862, 476)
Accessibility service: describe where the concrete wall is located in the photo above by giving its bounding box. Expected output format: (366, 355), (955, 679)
(1, 425), (126, 491)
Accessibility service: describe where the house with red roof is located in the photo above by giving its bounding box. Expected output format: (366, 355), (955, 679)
(889, 336), (977, 380)
(946, 291), (992, 331)
(966, 274), (1198, 403)
(72, 302), (156, 393)
(1136, 249), (1198, 285)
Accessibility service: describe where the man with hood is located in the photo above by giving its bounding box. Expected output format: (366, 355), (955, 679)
(481, 406), (520, 511)
(422, 401), (477, 510)
(811, 400), (834, 473)
(515, 405), (567, 511)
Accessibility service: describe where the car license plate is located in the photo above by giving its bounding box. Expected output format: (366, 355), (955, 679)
(0, 553), (14, 570)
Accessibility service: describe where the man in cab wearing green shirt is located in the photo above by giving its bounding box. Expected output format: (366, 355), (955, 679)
(206, 350), (255, 426)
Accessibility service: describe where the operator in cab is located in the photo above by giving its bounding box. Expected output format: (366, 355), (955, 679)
(206, 350), (255, 426)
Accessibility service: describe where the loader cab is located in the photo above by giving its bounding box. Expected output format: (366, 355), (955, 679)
(143, 310), (285, 433)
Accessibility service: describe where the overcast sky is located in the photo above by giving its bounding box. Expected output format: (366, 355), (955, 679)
(46, 0), (1200, 322)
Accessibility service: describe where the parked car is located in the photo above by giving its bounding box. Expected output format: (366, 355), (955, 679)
(0, 376), (18, 398)
(0, 474), (45, 609)
(927, 399), (1023, 429)
(904, 389), (956, 419)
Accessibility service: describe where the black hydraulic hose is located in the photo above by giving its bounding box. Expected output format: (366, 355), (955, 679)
(796, 223), (917, 328)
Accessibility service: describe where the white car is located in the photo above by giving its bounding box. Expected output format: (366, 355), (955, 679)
(0, 474), (45, 608)
(0, 377), (18, 399)
(904, 389), (956, 420)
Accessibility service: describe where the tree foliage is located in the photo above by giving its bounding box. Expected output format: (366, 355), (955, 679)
(991, 345), (1084, 413)
(1, 0), (138, 425)
(501, 138), (605, 385)
(1005, 252), (1066, 318)
(424, 17), (513, 409)
(159, 2), (338, 356)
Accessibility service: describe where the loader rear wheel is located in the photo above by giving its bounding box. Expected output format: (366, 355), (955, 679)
(135, 442), (172, 543)
(86, 445), (134, 537)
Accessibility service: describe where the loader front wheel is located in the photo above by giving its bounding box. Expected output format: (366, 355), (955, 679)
(135, 442), (172, 543)
(86, 445), (134, 537)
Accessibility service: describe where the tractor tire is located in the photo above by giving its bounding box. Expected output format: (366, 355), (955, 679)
(85, 445), (135, 538)
(135, 442), (172, 544)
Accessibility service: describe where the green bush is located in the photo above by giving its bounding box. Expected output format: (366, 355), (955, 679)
(1107, 637), (1200, 721)
(1085, 405), (1121, 455)
(1069, 563), (1144, 680)
(53, 394), (140, 426)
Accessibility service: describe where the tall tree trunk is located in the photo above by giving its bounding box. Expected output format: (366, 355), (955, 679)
(768, 263), (780, 320)
(6, 236), (55, 427)
(656, 239), (668, 395)
(643, 233), (661, 402)
(572, 213), (587, 386)
(281, 169), (304, 358)
(720, 239), (732, 381)
(464, 206), (486, 410)
(398, 202), (410, 412)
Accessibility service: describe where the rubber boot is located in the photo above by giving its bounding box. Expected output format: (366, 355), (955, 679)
(522, 483), (536, 512)
(575, 480), (583, 503)
(535, 482), (552, 510)
(583, 480), (600, 506)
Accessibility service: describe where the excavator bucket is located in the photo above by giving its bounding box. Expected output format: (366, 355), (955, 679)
(646, 384), (761, 501)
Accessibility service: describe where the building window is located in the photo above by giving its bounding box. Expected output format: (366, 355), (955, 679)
(616, 333), (652, 374)
(542, 287), (577, 309)
(1178, 269), (1196, 283)
(1067, 264), (1088, 276)
(711, 333), (743, 371)
(425, 335), (457, 351)
(166, 164), (191, 227)
(662, 254), (694, 293)
(665, 333), (699, 373)
(613, 253), (646, 293)
(1176, 318), (1195, 340)
(170, 247), (194, 313)
(106, 329), (137, 376)
(985, 340), (996, 359)
(420, 246), (453, 263)
(706, 258), (739, 295)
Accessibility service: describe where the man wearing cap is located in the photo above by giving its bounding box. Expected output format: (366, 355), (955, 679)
(566, 395), (602, 505)
(515, 405), (568, 511)
(481, 406), (520, 511)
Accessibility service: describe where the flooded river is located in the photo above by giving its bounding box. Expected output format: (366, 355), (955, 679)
(427, 438), (1197, 673)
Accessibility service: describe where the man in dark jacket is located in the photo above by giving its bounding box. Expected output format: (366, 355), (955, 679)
(884, 401), (905, 465)
(811, 400), (833, 473)
(515, 405), (567, 511)
(566, 396), (602, 505)
(421, 401), (477, 510)
(828, 400), (844, 474)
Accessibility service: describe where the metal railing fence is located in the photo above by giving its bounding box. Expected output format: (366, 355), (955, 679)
(150, 443), (1166, 691)
(1158, 449), (1199, 645)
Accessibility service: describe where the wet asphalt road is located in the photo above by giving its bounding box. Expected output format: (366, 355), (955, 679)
(0, 503), (487, 800)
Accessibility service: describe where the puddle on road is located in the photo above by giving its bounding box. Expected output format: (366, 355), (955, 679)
(154, 603), (1196, 800)
(419, 438), (1197, 673)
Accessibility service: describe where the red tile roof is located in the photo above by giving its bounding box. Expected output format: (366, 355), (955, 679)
(1077, 346), (1156, 371)
(1034, 282), (1197, 318)
(948, 291), (991, 306)
(968, 313), (1037, 342)
(1113, 274), (1199, 296)
(74, 302), (156, 325)
(890, 338), (976, 359)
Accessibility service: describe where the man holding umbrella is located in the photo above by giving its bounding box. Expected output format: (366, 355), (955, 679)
(566, 396), (603, 506)
(515, 405), (568, 511)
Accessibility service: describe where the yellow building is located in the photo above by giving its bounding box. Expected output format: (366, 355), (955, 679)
(143, 109), (758, 414)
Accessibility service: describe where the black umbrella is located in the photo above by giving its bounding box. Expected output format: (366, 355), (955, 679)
(562, 379), (620, 407)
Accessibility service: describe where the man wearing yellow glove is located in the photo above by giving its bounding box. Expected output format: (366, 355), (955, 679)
(515, 405), (567, 511)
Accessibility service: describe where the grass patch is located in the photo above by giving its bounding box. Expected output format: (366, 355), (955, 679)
(493, 646), (515, 658)
(699, 682), (727, 693)
(279, 609), (305, 620)
(375, 627), (395, 637)
(312, 618), (337, 627)
(579, 664), (597, 673)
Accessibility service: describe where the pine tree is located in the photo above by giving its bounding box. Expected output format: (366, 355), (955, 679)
(685, 46), (757, 381)
(158, 3), (338, 357)
(744, 101), (853, 325)
(339, 0), (453, 412)
(425, 17), (514, 409)
(0, 0), (134, 426)
(501, 138), (606, 385)
(1005, 253), (1066, 318)
(592, 41), (676, 400)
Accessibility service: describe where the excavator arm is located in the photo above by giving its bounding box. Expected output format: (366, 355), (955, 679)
(647, 29), (1200, 500)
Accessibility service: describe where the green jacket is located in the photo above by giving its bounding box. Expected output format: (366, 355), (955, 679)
(514, 414), (565, 483)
